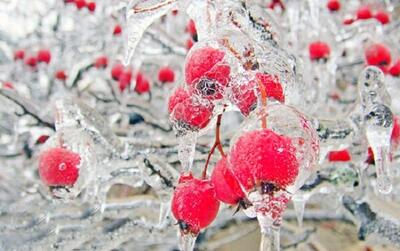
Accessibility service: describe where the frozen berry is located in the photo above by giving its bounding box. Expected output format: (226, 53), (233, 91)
(172, 9), (178, 16)
(343, 18), (355, 25)
(356, 6), (372, 20)
(158, 66), (175, 83)
(38, 147), (81, 187)
(171, 173), (220, 235)
(113, 24), (122, 35)
(55, 70), (67, 81)
(231, 73), (284, 116)
(37, 49), (51, 64)
(74, 0), (86, 9)
(389, 60), (400, 77)
(168, 87), (213, 129)
(365, 43), (391, 68)
(86, 1), (96, 12)
(230, 129), (299, 191)
(328, 149), (351, 162)
(94, 56), (108, 69)
(327, 0), (340, 12)
(211, 157), (245, 205)
(118, 70), (132, 92)
(309, 41), (330, 61)
(111, 63), (124, 80)
(374, 11), (390, 25)
(185, 47), (231, 100)
(25, 56), (37, 67)
(14, 49), (25, 61)
(135, 72), (151, 94)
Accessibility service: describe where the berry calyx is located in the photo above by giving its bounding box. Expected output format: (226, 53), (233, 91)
(55, 70), (68, 81)
(231, 73), (284, 116)
(25, 56), (38, 67)
(86, 1), (96, 12)
(171, 174), (220, 235)
(113, 24), (122, 35)
(14, 49), (25, 61)
(118, 70), (132, 92)
(328, 149), (351, 162)
(230, 129), (299, 191)
(309, 41), (330, 61)
(158, 66), (175, 83)
(38, 147), (81, 187)
(135, 72), (151, 94)
(374, 11), (390, 25)
(389, 60), (400, 77)
(327, 0), (340, 12)
(94, 56), (108, 69)
(168, 87), (214, 130)
(37, 49), (51, 64)
(111, 63), (124, 80)
(365, 43), (391, 69)
(211, 157), (245, 205)
(356, 6), (373, 20)
(185, 47), (231, 100)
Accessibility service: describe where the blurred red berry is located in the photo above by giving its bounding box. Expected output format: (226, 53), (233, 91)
(113, 24), (122, 35)
(111, 63), (124, 80)
(39, 147), (81, 187)
(86, 1), (96, 12)
(171, 9), (178, 16)
(327, 0), (340, 12)
(14, 49), (25, 61)
(186, 19), (197, 39)
(94, 56), (108, 69)
(328, 149), (351, 162)
(389, 60), (400, 77)
(309, 41), (331, 61)
(25, 56), (37, 67)
(365, 43), (391, 68)
(158, 66), (175, 83)
(37, 49), (51, 64)
(374, 11), (390, 25)
(186, 39), (194, 50)
(135, 72), (151, 94)
(2, 81), (14, 89)
(36, 135), (50, 144)
(171, 174), (220, 235)
(343, 18), (355, 25)
(356, 6), (372, 20)
(55, 70), (68, 81)
(118, 70), (132, 92)
(74, 0), (86, 9)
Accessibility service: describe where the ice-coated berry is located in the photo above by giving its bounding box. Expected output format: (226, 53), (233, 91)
(158, 66), (175, 83)
(327, 0), (340, 12)
(374, 11), (390, 25)
(39, 147), (81, 187)
(55, 70), (67, 81)
(74, 0), (86, 9)
(343, 18), (354, 25)
(309, 41), (330, 61)
(86, 1), (96, 12)
(171, 173), (220, 235)
(113, 24), (122, 35)
(185, 47), (230, 99)
(135, 72), (151, 94)
(37, 49), (51, 64)
(328, 149), (351, 162)
(232, 73), (284, 116)
(94, 56), (108, 68)
(25, 56), (37, 67)
(389, 60), (400, 77)
(118, 70), (132, 92)
(365, 43), (391, 68)
(230, 129), (299, 191)
(211, 157), (245, 205)
(356, 6), (372, 20)
(168, 87), (213, 129)
(14, 49), (25, 61)
(111, 63), (124, 80)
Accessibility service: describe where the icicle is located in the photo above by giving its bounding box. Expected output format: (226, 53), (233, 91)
(177, 133), (197, 172)
(257, 213), (281, 251)
(179, 233), (197, 251)
(292, 193), (306, 228)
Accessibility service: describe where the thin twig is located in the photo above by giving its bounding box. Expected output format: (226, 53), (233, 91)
(132, 0), (176, 14)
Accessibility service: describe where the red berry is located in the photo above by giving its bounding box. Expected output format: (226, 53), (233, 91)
(171, 174), (220, 235)
(86, 1), (96, 12)
(343, 18), (354, 25)
(158, 66), (175, 83)
(356, 6), (372, 20)
(135, 72), (151, 94)
(389, 60), (400, 77)
(168, 87), (213, 129)
(113, 24), (122, 35)
(366, 147), (374, 164)
(94, 56), (108, 69)
(36, 135), (50, 144)
(309, 41), (330, 61)
(14, 49), (25, 61)
(2, 81), (14, 89)
(25, 56), (37, 67)
(231, 73), (284, 116)
(74, 0), (86, 9)
(172, 9), (178, 16)
(374, 11), (390, 25)
(185, 47), (231, 99)
(37, 49), (51, 64)
(211, 157), (245, 205)
(230, 129), (299, 191)
(365, 43), (391, 68)
(186, 39), (194, 50)
(327, 149), (351, 162)
(327, 0), (340, 12)
(186, 19), (197, 38)
(268, 0), (285, 10)
(118, 70), (132, 92)
(55, 70), (67, 81)
(111, 63), (124, 80)
(38, 147), (81, 187)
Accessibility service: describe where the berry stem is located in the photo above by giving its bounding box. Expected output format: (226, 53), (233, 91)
(201, 108), (226, 179)
(257, 78), (267, 129)
(132, 0), (176, 14)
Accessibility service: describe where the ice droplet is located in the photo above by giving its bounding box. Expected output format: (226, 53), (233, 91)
(257, 213), (280, 251)
(178, 233), (197, 251)
(177, 133), (197, 172)
(124, 0), (176, 66)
